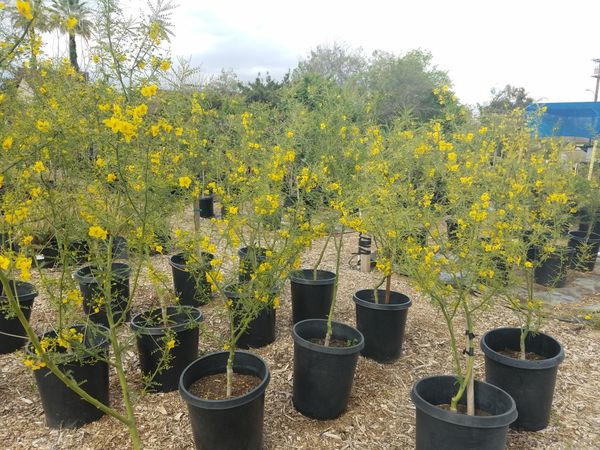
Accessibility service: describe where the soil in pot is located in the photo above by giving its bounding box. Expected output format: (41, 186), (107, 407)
(29, 324), (110, 428)
(224, 284), (276, 349)
(353, 289), (411, 363)
(567, 230), (600, 272)
(169, 252), (214, 306)
(410, 375), (517, 450)
(481, 327), (565, 431)
(131, 306), (202, 392)
(292, 319), (364, 420)
(289, 269), (336, 324)
(179, 351), (270, 450)
(0, 281), (38, 354)
(74, 262), (131, 327)
(188, 372), (261, 400)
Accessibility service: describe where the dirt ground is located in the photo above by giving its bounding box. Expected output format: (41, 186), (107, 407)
(1, 230), (599, 450)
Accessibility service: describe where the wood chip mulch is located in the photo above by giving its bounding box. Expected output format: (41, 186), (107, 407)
(1, 230), (599, 449)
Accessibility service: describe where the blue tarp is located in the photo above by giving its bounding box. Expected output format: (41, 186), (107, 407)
(527, 102), (600, 139)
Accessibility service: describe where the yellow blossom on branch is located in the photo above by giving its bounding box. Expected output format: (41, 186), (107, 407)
(89, 225), (108, 240)
(2, 136), (13, 150)
(178, 176), (192, 188)
(16, 1), (33, 20)
(140, 84), (158, 97)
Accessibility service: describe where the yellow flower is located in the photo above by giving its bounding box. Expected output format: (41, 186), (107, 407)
(524, 261), (533, 268)
(21, 235), (33, 246)
(96, 157), (106, 168)
(179, 176), (192, 188)
(166, 338), (175, 350)
(33, 161), (46, 173)
(65, 17), (77, 30)
(2, 136), (13, 150)
(23, 357), (46, 370)
(140, 84), (158, 97)
(154, 244), (163, 254)
(106, 172), (117, 183)
(16, 1), (33, 20)
(15, 255), (32, 281)
(0, 2), (6, 10)
(286, 130), (294, 138)
(584, 314), (592, 321)
(89, 225), (108, 240)
(0, 175), (3, 189)
(36, 120), (51, 132)
(320, 122), (327, 130)
(160, 59), (171, 71)
(0, 255), (9, 271)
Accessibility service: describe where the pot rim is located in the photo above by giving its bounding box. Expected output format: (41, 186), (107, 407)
(73, 262), (130, 284)
(352, 289), (412, 311)
(410, 375), (518, 428)
(130, 306), (202, 335)
(179, 350), (270, 410)
(168, 252), (214, 271)
(480, 327), (565, 369)
(292, 319), (365, 354)
(289, 269), (337, 286)
(0, 280), (38, 303)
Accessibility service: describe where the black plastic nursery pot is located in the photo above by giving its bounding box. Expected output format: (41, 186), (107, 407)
(289, 269), (336, 324)
(224, 284), (276, 349)
(567, 230), (600, 272)
(481, 327), (565, 431)
(534, 247), (573, 287)
(353, 289), (411, 363)
(197, 195), (215, 219)
(179, 351), (270, 450)
(30, 324), (110, 428)
(131, 306), (202, 392)
(74, 262), (131, 327)
(0, 281), (38, 354)
(169, 252), (214, 307)
(292, 319), (364, 420)
(410, 375), (517, 450)
(237, 246), (267, 282)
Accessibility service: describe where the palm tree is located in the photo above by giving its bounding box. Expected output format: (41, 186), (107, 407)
(47, 0), (93, 72)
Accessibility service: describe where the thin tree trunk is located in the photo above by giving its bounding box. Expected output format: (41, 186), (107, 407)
(69, 32), (79, 72)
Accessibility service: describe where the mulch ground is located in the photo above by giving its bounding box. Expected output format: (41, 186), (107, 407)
(1, 228), (599, 449)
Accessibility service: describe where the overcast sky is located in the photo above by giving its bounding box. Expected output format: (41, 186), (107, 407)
(133, 1), (600, 106)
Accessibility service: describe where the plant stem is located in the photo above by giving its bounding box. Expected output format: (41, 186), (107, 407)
(324, 227), (344, 347)
(313, 233), (332, 280)
(384, 274), (391, 304)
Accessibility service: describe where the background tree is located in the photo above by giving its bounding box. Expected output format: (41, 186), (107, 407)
(48, 0), (94, 72)
(356, 49), (451, 126)
(239, 71), (290, 107)
(478, 84), (534, 116)
(293, 42), (367, 86)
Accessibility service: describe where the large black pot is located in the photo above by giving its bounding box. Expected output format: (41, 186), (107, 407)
(131, 306), (202, 392)
(237, 246), (267, 282)
(289, 269), (336, 324)
(224, 284), (276, 349)
(169, 252), (214, 306)
(410, 375), (517, 450)
(534, 247), (573, 287)
(292, 319), (364, 419)
(481, 327), (564, 431)
(179, 351), (270, 450)
(73, 262), (131, 326)
(567, 230), (600, 272)
(0, 281), (38, 354)
(352, 289), (411, 363)
(30, 324), (110, 428)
